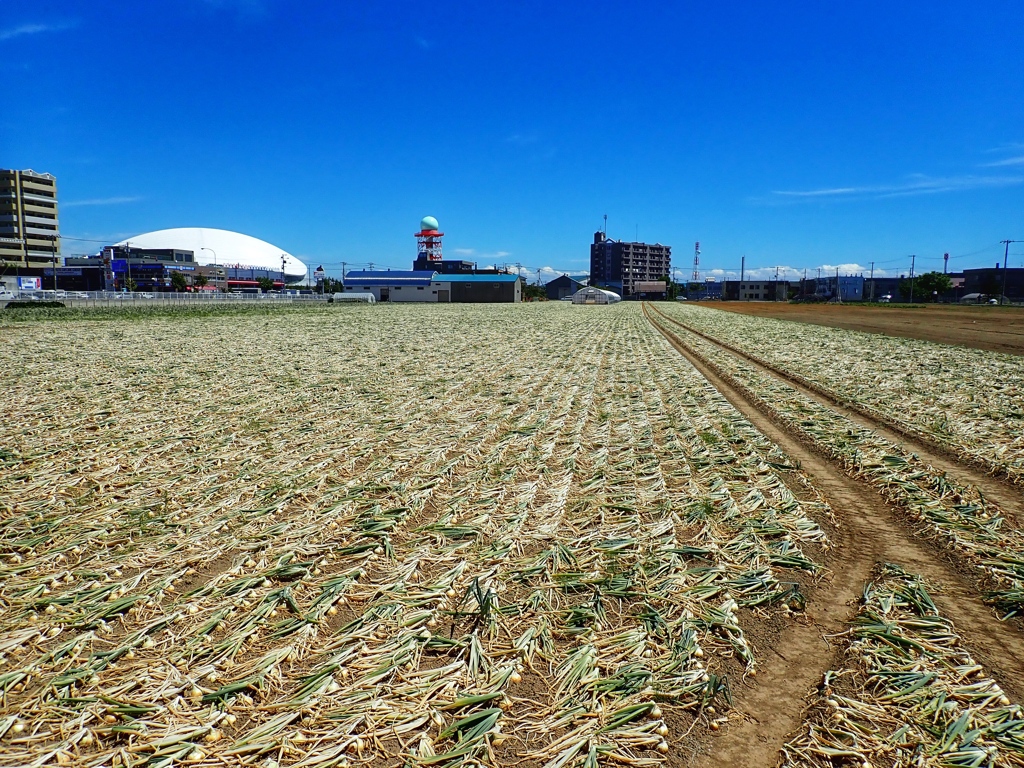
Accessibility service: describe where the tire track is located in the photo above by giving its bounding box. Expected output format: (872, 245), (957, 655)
(650, 304), (1024, 509)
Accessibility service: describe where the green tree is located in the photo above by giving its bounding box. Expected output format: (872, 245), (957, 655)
(193, 274), (208, 288)
(123, 277), (137, 292)
(914, 271), (952, 300)
(522, 282), (546, 301)
(256, 277), (276, 292)
(170, 271), (188, 292)
(899, 271), (952, 302)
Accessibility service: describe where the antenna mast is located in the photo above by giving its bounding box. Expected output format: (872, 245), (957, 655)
(692, 241), (700, 282)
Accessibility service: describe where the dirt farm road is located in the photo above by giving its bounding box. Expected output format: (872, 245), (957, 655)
(703, 302), (1024, 355)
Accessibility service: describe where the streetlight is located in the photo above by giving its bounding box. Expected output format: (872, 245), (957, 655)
(201, 247), (217, 295)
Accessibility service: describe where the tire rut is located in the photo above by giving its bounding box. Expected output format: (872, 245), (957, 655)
(644, 305), (1024, 768)
(649, 304), (1024, 515)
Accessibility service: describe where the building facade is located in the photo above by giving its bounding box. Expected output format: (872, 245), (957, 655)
(590, 232), (671, 297)
(0, 169), (60, 268)
(545, 275), (586, 300)
(963, 267), (1024, 302)
(343, 271), (522, 303)
(724, 280), (790, 301)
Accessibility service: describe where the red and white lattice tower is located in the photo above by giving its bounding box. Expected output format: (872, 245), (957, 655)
(416, 215), (444, 263)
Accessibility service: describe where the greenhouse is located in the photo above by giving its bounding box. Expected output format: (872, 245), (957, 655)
(571, 287), (622, 304)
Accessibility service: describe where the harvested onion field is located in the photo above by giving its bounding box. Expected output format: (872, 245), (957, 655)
(3, 302), (1024, 768)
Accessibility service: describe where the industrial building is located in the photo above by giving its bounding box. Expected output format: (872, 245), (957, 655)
(963, 266), (1024, 302)
(545, 275), (587, 300)
(590, 231), (671, 297)
(723, 280), (790, 301)
(342, 270), (521, 303)
(0, 168), (60, 278)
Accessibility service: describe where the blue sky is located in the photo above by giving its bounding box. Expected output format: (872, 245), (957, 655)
(3, 0), (1023, 282)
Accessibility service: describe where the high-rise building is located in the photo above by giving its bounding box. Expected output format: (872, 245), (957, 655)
(0, 169), (60, 267)
(590, 231), (671, 297)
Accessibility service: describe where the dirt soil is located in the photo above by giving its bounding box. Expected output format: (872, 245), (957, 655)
(705, 302), (1024, 355)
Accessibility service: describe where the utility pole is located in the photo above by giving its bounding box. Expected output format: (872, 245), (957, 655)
(835, 266), (842, 304)
(1000, 241), (1019, 305)
(774, 265), (780, 301)
(603, 214), (607, 235)
(909, 254), (916, 303)
(943, 252), (949, 274)
(741, 255), (745, 282)
(281, 254), (287, 291)
(869, 261), (875, 301)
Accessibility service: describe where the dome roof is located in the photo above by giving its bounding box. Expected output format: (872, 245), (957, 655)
(115, 228), (307, 280)
(420, 216), (439, 231)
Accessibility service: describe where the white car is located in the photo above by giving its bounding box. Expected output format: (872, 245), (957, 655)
(0, 290), (16, 300)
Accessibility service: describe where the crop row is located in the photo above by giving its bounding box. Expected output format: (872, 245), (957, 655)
(659, 303), (1024, 484)
(782, 564), (1024, 767)
(648, 310), (1024, 619)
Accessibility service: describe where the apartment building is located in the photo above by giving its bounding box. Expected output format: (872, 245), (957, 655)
(590, 231), (671, 297)
(0, 169), (60, 267)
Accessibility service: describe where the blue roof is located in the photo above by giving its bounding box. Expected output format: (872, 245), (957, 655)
(344, 270), (436, 287)
(346, 270), (436, 280)
(432, 273), (520, 283)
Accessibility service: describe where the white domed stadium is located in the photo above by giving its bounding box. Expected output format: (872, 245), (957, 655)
(115, 228), (307, 283)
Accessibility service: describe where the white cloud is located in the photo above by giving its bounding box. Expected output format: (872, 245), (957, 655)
(451, 248), (476, 256)
(983, 156), (1024, 168)
(690, 263), (893, 281)
(0, 21), (74, 41)
(63, 196), (143, 208)
(770, 173), (1023, 201)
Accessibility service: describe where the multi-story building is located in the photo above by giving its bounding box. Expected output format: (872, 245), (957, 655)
(590, 231), (671, 297)
(0, 169), (60, 268)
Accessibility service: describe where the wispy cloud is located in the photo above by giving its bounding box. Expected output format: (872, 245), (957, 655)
(0, 21), (74, 41)
(415, 36), (432, 49)
(770, 174), (1023, 201)
(63, 196), (143, 208)
(452, 248), (476, 256)
(983, 156), (1024, 168)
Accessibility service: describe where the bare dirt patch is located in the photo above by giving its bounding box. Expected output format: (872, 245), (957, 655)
(706, 302), (1024, 355)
